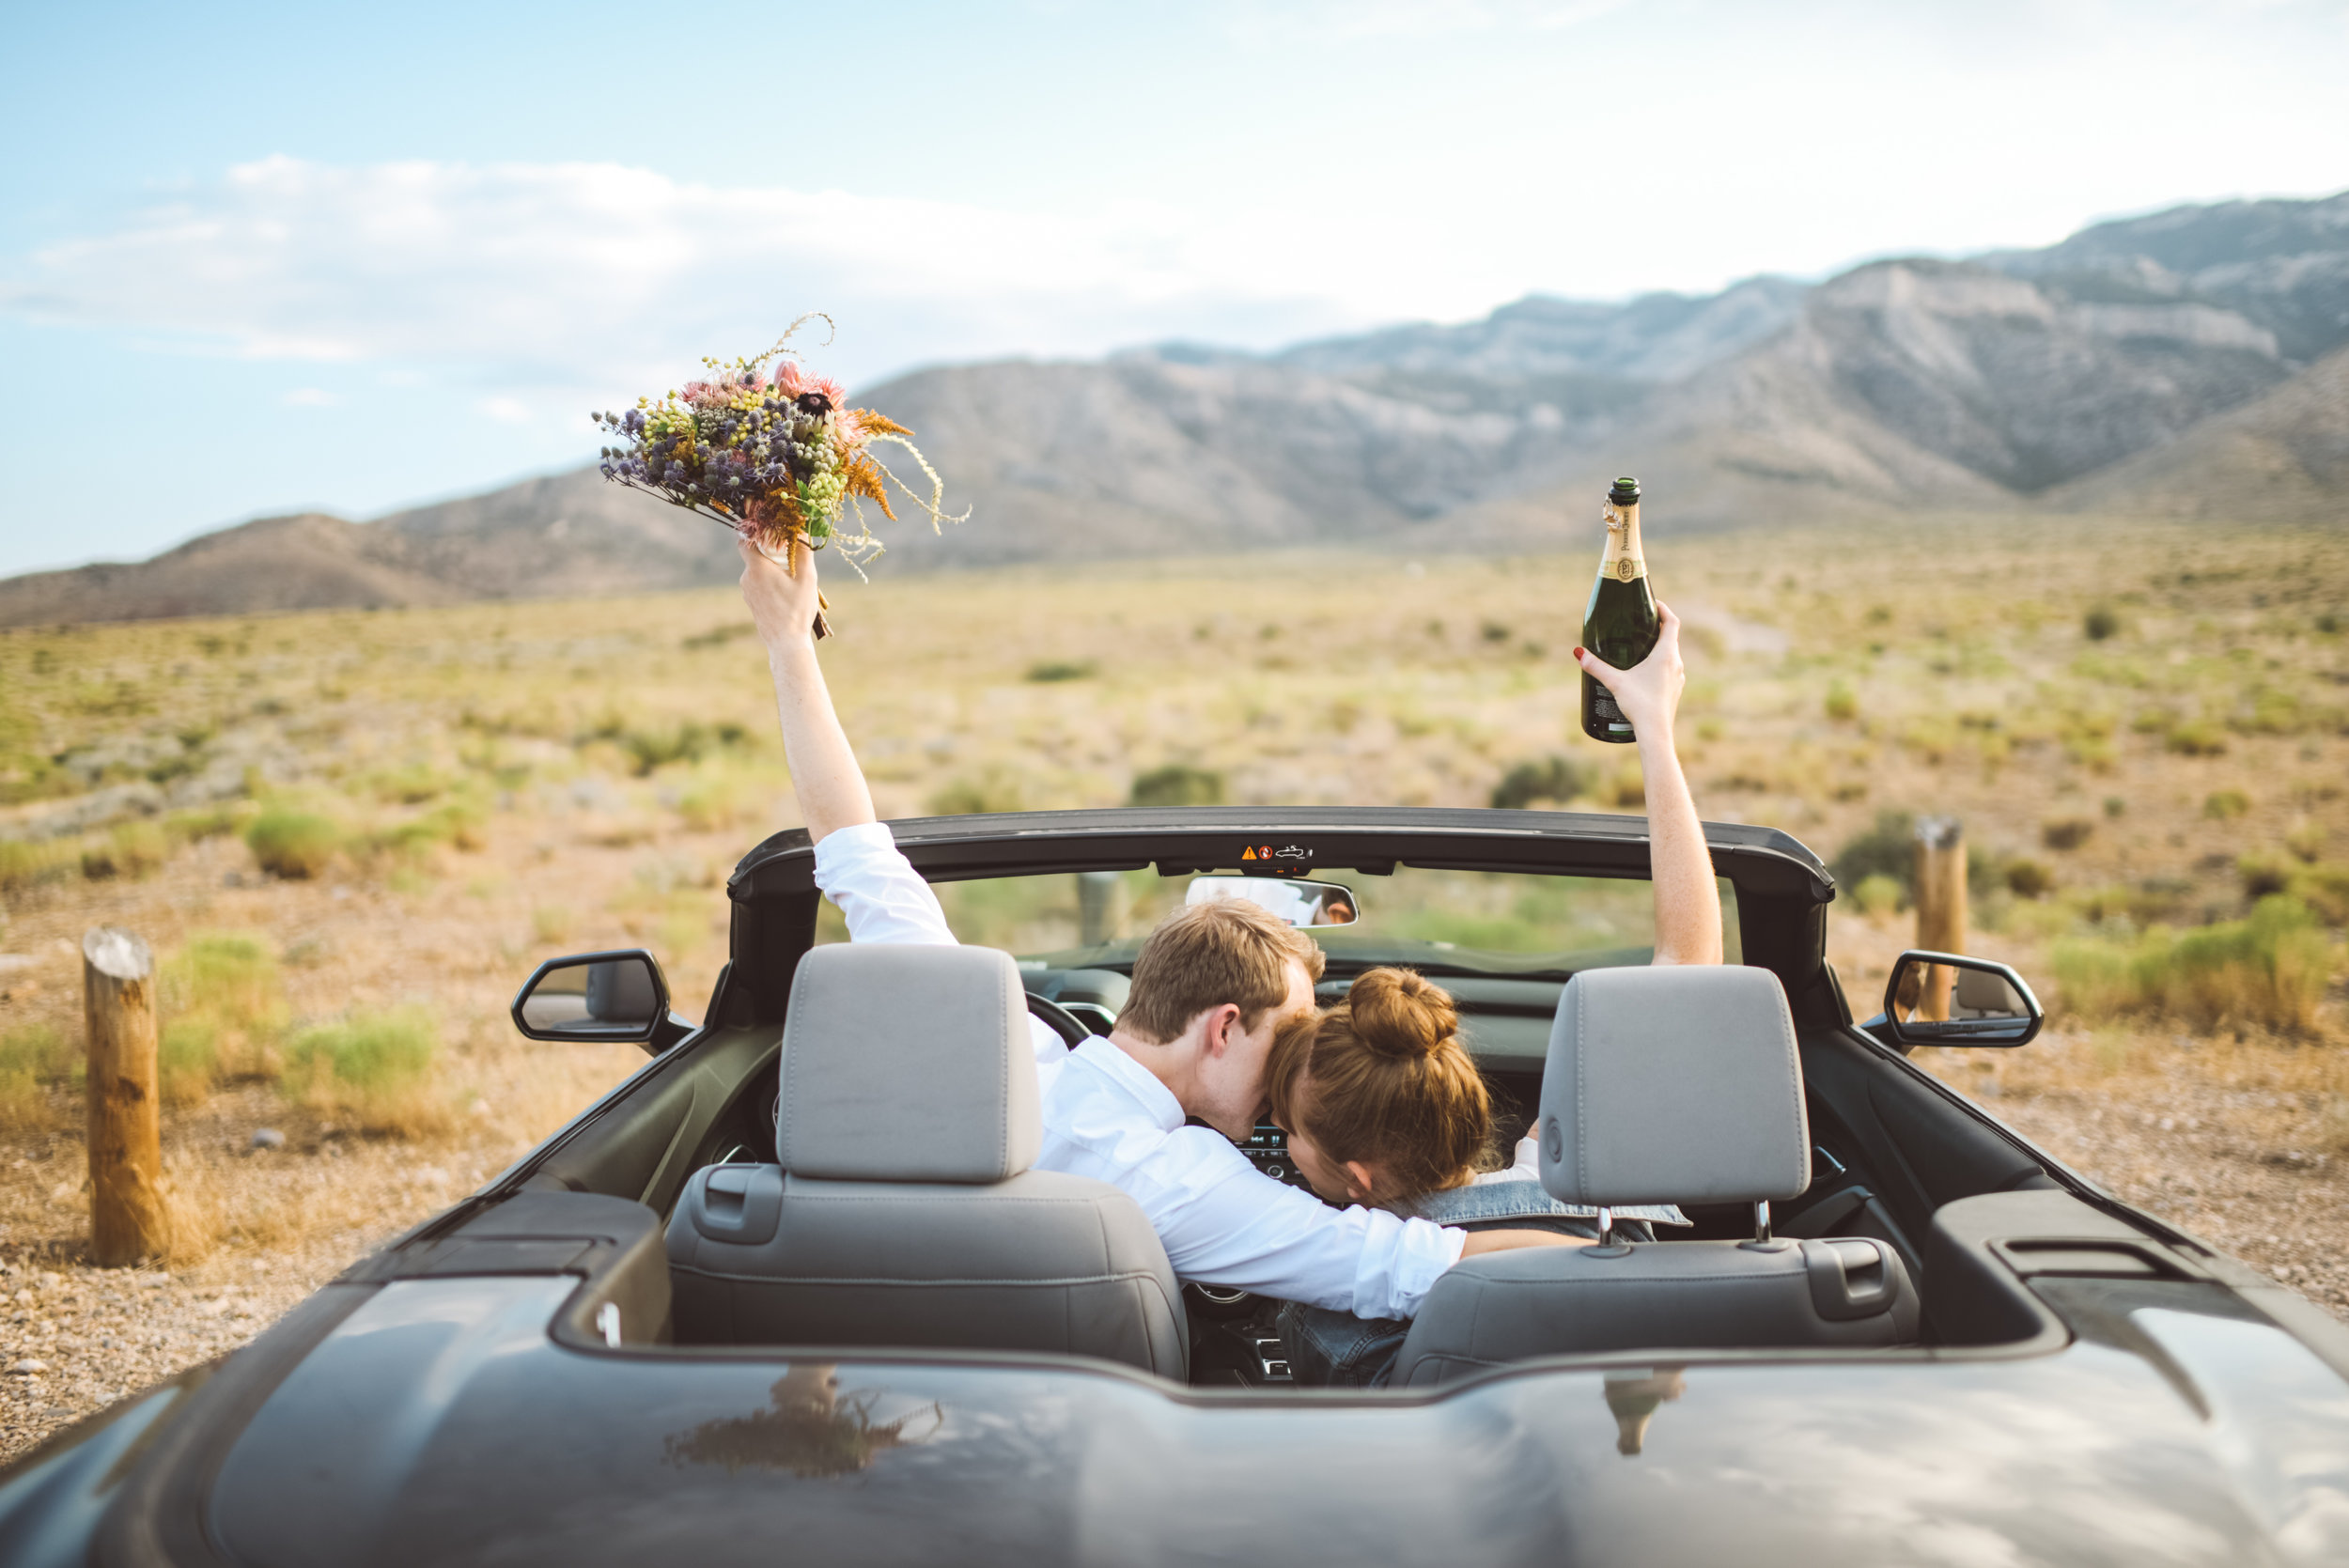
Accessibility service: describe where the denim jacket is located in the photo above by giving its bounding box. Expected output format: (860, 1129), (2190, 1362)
(1276, 1180), (1685, 1389)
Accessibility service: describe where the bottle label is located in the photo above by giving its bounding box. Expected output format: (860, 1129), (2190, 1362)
(1602, 501), (1645, 582)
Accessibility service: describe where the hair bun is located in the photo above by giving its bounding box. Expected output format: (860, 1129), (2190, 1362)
(1345, 968), (1459, 1060)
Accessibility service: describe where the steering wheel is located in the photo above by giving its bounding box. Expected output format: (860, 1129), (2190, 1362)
(1025, 992), (1090, 1049)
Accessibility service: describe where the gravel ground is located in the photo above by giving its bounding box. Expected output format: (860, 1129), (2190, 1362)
(7, 1063), (2344, 1467)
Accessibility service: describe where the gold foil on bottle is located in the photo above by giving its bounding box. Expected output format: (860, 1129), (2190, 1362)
(1602, 500), (1645, 582)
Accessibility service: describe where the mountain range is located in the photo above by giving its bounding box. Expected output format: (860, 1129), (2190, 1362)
(6, 190), (2343, 628)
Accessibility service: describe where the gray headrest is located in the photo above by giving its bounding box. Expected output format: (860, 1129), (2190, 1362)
(1537, 966), (1809, 1206)
(778, 944), (1040, 1184)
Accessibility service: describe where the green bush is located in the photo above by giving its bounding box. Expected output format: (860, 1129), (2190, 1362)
(2041, 818), (2093, 852)
(1853, 873), (1906, 918)
(281, 1006), (448, 1136)
(929, 768), (1030, 816)
(2238, 854), (2292, 900)
(245, 808), (340, 878)
(1830, 812), (1918, 895)
(2168, 721), (2229, 757)
(1823, 681), (1859, 722)
(2203, 790), (2251, 821)
(1489, 756), (1595, 811)
(0, 837), (77, 896)
(81, 820), (167, 881)
(2083, 606), (2121, 642)
(2050, 896), (2334, 1033)
(1130, 765), (1227, 810)
(161, 931), (289, 1099)
(0, 1024), (76, 1130)
(2004, 860), (2054, 899)
(1025, 660), (1098, 683)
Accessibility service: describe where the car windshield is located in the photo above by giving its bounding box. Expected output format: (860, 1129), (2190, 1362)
(820, 865), (1741, 976)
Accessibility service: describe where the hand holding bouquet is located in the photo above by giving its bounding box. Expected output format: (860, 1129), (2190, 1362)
(593, 316), (963, 637)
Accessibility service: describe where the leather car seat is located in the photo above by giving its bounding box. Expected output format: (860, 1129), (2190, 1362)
(664, 943), (1188, 1376)
(1390, 965), (1918, 1388)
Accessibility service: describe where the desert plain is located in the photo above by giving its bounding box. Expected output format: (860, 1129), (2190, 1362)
(1, 513), (2344, 1460)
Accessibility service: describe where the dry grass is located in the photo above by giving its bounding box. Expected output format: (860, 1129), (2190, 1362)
(0, 515), (2341, 1284)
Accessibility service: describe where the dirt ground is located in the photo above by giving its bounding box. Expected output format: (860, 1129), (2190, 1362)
(4, 525), (2346, 1464)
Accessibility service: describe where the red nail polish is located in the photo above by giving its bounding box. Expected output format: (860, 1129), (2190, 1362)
(1572, 646), (1586, 660)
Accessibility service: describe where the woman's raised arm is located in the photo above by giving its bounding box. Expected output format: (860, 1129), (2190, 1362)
(1573, 604), (1724, 967)
(739, 535), (876, 845)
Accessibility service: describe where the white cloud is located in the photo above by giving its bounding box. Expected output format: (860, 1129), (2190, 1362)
(281, 386), (340, 407)
(477, 396), (533, 424)
(0, 157), (1366, 398)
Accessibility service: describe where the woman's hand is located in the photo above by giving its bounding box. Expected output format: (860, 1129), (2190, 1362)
(1573, 602), (1686, 737)
(737, 532), (821, 654)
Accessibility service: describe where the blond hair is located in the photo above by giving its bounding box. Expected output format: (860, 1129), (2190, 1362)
(1265, 968), (1496, 1203)
(1117, 898), (1327, 1044)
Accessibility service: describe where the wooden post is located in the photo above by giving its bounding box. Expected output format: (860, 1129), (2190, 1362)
(83, 927), (167, 1265)
(1912, 817), (1968, 1023)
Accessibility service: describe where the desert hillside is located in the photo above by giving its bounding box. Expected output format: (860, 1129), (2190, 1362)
(5, 190), (2343, 629)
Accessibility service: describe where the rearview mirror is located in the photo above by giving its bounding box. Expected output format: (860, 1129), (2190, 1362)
(512, 950), (690, 1052)
(1875, 951), (2043, 1048)
(1185, 876), (1360, 927)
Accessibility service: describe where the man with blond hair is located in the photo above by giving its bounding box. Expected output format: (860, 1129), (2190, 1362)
(740, 537), (1578, 1322)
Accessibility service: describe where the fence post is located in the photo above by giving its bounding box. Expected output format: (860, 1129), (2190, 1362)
(83, 927), (167, 1265)
(1077, 871), (1128, 947)
(1912, 816), (1968, 1023)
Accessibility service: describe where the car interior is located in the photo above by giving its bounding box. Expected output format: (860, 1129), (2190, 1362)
(485, 853), (2127, 1394)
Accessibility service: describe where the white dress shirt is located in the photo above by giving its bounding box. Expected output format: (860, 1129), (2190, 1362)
(811, 821), (1469, 1320)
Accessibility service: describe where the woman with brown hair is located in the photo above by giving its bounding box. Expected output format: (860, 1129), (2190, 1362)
(1263, 609), (1720, 1387)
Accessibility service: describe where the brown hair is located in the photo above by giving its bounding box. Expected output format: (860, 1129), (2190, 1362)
(1265, 968), (1496, 1203)
(1116, 898), (1328, 1045)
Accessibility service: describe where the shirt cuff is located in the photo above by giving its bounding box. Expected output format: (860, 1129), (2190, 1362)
(811, 818), (898, 875)
(1379, 1216), (1470, 1320)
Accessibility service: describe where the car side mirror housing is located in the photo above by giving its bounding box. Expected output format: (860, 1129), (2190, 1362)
(1870, 950), (2044, 1049)
(512, 950), (693, 1053)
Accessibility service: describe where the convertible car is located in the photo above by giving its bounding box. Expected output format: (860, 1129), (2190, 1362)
(6, 806), (2347, 1567)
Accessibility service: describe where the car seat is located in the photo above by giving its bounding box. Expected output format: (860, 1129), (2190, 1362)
(1390, 965), (1918, 1388)
(664, 942), (1188, 1376)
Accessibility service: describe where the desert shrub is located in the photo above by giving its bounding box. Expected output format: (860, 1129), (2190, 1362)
(1490, 756), (1595, 811)
(160, 931), (289, 1100)
(532, 904), (578, 944)
(1830, 812), (1918, 896)
(280, 1005), (451, 1136)
(1130, 765), (1226, 810)
(2083, 606), (2121, 642)
(607, 720), (748, 777)
(81, 820), (168, 881)
(2288, 864), (2349, 926)
(930, 768), (1029, 816)
(1823, 681), (1859, 722)
(1607, 764), (1645, 810)
(2238, 854), (2293, 900)
(1853, 874), (1906, 919)
(0, 1024), (76, 1131)
(2202, 790), (2251, 821)
(2004, 860), (2054, 899)
(2040, 818), (2094, 852)
(164, 802), (250, 844)
(245, 808), (340, 878)
(371, 798), (488, 860)
(1025, 660), (1097, 683)
(2286, 822), (2326, 863)
(0, 837), (77, 896)
(2167, 722), (2228, 757)
(2050, 896), (2334, 1033)
(674, 764), (764, 832)
(2103, 796), (2127, 818)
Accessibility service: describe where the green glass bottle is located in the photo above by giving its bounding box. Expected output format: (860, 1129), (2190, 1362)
(1579, 475), (1658, 744)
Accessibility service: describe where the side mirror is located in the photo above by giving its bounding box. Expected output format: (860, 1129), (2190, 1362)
(1185, 875), (1361, 927)
(1873, 951), (2044, 1049)
(512, 950), (693, 1053)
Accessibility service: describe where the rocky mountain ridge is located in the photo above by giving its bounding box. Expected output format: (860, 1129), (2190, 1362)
(5, 188), (2341, 628)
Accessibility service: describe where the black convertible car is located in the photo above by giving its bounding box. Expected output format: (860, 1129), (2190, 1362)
(6, 807), (2348, 1567)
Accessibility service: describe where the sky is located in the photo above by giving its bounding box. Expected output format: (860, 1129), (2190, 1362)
(2, 0), (2344, 577)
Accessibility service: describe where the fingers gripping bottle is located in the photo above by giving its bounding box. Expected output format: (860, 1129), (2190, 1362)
(1579, 476), (1660, 743)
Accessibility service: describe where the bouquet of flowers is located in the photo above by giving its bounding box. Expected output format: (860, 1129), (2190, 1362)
(593, 316), (962, 636)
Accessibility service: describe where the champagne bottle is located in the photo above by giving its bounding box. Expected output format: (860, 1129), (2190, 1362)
(1579, 475), (1659, 744)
